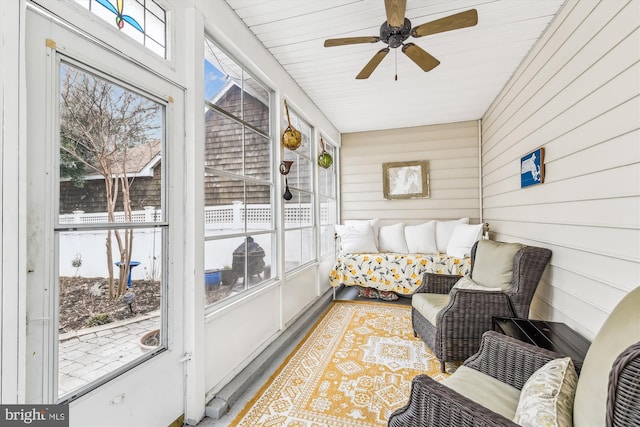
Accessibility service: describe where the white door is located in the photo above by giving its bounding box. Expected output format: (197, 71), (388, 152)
(25, 6), (186, 426)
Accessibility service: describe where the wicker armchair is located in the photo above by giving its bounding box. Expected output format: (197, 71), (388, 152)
(389, 286), (640, 427)
(412, 241), (552, 372)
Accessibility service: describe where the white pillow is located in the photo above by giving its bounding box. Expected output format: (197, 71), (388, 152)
(513, 357), (578, 427)
(345, 218), (380, 250)
(404, 221), (438, 254)
(452, 275), (501, 292)
(446, 223), (484, 258)
(334, 223), (378, 254)
(435, 218), (469, 253)
(378, 223), (408, 253)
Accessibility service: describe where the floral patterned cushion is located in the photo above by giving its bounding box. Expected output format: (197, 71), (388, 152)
(513, 357), (578, 427)
(330, 253), (471, 295)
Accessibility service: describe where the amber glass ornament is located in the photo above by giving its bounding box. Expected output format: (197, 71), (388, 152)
(282, 100), (301, 150)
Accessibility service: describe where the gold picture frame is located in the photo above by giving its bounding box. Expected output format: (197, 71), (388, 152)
(382, 160), (430, 199)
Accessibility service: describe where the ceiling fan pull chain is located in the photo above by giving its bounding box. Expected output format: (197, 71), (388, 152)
(395, 48), (398, 81)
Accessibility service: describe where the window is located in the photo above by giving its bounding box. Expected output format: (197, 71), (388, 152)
(75, 0), (167, 57)
(57, 60), (167, 399)
(283, 108), (316, 271)
(318, 138), (338, 257)
(203, 39), (274, 306)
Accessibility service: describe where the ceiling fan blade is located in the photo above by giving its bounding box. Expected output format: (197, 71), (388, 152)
(402, 43), (440, 72)
(356, 48), (390, 79)
(384, 0), (407, 27)
(324, 36), (380, 47)
(411, 9), (478, 38)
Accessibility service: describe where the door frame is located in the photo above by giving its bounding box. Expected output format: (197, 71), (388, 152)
(25, 5), (187, 424)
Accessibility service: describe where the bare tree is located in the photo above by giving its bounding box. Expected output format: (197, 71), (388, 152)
(60, 64), (160, 298)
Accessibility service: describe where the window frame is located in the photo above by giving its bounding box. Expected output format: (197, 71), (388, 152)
(55, 54), (172, 403)
(282, 106), (317, 272)
(203, 37), (276, 309)
(317, 136), (339, 258)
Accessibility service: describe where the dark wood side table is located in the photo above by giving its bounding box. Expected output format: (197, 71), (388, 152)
(493, 317), (591, 374)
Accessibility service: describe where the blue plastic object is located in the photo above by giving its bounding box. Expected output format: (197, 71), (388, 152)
(205, 269), (222, 288)
(115, 261), (141, 288)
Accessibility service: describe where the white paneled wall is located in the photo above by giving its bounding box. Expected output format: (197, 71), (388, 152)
(341, 120), (480, 224)
(481, 0), (640, 339)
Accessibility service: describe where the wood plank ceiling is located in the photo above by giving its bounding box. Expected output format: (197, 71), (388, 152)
(223, 0), (566, 133)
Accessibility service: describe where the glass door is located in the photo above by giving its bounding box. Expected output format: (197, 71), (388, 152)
(26, 7), (185, 423)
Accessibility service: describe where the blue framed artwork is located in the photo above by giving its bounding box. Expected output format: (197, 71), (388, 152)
(520, 148), (545, 188)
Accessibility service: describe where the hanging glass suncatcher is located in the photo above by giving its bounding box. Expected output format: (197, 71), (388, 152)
(317, 136), (333, 169)
(281, 100), (302, 150)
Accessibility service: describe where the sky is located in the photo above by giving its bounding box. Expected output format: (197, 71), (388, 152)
(204, 59), (228, 101)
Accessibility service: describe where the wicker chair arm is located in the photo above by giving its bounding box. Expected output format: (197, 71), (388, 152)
(438, 288), (515, 331)
(464, 331), (565, 390)
(606, 341), (640, 426)
(388, 374), (518, 427)
(414, 272), (461, 294)
(445, 287), (515, 311)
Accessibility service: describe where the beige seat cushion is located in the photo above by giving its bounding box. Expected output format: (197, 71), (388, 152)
(472, 240), (524, 290)
(411, 293), (450, 326)
(573, 286), (640, 427)
(441, 365), (521, 420)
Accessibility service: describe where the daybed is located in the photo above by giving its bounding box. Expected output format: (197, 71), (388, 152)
(330, 219), (487, 297)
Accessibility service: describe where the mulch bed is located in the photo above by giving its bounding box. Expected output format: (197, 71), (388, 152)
(59, 276), (160, 333)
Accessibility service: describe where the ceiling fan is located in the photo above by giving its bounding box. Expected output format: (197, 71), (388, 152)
(324, 0), (478, 79)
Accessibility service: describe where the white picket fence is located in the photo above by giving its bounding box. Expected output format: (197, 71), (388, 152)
(58, 202), (333, 278)
(60, 202), (321, 227)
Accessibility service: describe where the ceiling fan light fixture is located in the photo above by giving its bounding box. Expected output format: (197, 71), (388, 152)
(323, 2), (478, 79)
(380, 18), (411, 48)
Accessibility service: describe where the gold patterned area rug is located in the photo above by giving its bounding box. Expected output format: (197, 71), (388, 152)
(230, 300), (452, 427)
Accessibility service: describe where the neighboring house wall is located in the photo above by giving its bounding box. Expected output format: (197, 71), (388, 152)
(340, 120), (481, 225)
(204, 84), (271, 206)
(481, 1), (640, 339)
(61, 83), (271, 213)
(59, 164), (162, 213)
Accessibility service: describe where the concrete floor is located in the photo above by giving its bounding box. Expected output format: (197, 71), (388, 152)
(195, 287), (411, 426)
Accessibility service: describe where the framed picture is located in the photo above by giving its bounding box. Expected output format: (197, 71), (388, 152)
(382, 160), (430, 199)
(521, 147), (545, 188)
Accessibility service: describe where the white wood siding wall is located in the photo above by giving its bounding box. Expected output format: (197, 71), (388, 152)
(341, 120), (480, 225)
(481, 0), (640, 340)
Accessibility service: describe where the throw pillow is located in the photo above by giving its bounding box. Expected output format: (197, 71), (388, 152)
(378, 223), (409, 253)
(446, 223), (484, 258)
(334, 223), (379, 254)
(379, 290), (399, 301)
(357, 286), (379, 299)
(452, 275), (501, 292)
(345, 218), (380, 250)
(404, 221), (438, 254)
(513, 357), (578, 427)
(472, 240), (524, 291)
(435, 218), (469, 253)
